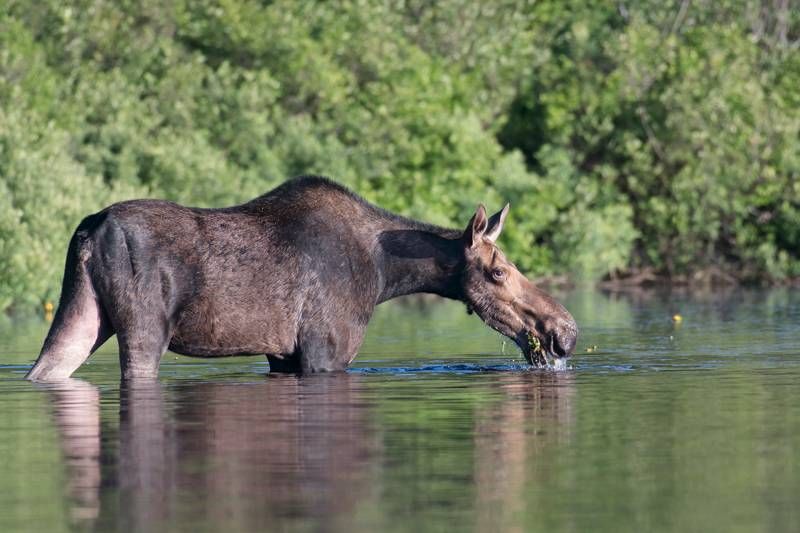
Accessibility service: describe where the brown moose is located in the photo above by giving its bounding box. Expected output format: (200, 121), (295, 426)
(27, 176), (577, 380)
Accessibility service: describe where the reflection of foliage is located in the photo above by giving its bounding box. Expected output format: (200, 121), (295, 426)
(1, 1), (800, 311)
(0, 389), (72, 531)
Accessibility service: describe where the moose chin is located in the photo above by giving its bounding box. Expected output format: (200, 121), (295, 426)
(27, 176), (577, 381)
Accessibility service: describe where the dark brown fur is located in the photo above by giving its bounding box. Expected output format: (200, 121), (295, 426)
(27, 176), (577, 380)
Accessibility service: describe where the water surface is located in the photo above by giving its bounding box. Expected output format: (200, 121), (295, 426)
(1, 289), (798, 532)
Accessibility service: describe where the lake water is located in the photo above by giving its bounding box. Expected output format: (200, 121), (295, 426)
(0, 288), (799, 532)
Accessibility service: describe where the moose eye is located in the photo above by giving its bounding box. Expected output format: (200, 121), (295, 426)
(491, 268), (506, 282)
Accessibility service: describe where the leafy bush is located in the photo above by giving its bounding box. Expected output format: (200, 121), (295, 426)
(1, 0), (799, 313)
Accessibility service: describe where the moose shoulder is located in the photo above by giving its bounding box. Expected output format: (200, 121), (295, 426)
(27, 176), (577, 380)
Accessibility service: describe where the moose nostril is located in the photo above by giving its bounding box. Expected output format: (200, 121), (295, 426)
(553, 326), (577, 357)
(561, 332), (577, 356)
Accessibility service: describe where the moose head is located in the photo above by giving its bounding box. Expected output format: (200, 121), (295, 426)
(460, 204), (578, 367)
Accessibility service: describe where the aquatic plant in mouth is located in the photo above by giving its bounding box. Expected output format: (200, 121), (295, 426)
(526, 330), (548, 368)
(526, 331), (571, 370)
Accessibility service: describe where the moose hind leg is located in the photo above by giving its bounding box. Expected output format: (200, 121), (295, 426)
(27, 279), (113, 381)
(116, 318), (171, 380)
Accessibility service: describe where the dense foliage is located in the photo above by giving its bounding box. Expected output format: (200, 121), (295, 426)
(1, 0), (799, 312)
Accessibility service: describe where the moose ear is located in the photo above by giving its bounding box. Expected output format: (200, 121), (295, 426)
(484, 203), (510, 243)
(463, 204), (488, 248)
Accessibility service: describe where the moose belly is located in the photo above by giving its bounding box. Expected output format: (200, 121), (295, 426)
(169, 306), (296, 357)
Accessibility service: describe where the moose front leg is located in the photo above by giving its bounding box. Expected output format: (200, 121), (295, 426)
(295, 323), (365, 373)
(265, 337), (355, 373)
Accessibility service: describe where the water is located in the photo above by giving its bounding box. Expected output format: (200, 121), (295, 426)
(1, 288), (799, 532)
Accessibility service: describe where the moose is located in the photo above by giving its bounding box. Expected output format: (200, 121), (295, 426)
(27, 176), (577, 380)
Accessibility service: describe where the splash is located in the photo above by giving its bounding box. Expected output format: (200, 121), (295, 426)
(537, 355), (572, 372)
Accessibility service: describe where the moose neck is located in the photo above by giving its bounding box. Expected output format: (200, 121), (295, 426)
(376, 225), (463, 303)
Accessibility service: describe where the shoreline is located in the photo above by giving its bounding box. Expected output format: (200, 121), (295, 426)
(533, 267), (800, 290)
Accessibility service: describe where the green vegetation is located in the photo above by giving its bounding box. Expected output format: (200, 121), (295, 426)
(1, 1), (799, 312)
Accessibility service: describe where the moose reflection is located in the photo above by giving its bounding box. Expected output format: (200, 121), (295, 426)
(473, 372), (576, 533)
(42, 371), (575, 531)
(43, 376), (377, 531)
